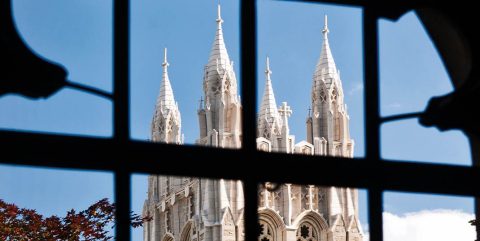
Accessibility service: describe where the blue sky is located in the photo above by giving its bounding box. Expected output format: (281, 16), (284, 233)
(0, 0), (474, 240)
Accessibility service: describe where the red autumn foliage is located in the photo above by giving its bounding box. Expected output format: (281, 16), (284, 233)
(0, 198), (151, 241)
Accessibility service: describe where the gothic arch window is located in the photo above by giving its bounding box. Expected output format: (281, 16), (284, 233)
(180, 221), (194, 241)
(331, 88), (338, 102)
(224, 78), (231, 93)
(258, 220), (275, 241)
(263, 125), (271, 139)
(319, 89), (326, 103)
(296, 222), (319, 241)
(273, 126), (280, 136)
(159, 119), (165, 134)
(162, 233), (175, 241)
(167, 116), (175, 134)
(210, 78), (222, 95)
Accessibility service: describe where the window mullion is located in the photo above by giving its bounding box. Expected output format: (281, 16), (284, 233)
(364, 7), (383, 241)
(113, 0), (131, 240)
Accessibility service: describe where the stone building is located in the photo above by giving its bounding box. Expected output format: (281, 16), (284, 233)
(143, 6), (363, 241)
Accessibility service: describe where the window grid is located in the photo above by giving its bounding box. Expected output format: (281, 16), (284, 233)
(0, 1), (479, 241)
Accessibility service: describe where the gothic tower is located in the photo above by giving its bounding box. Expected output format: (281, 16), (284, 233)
(144, 48), (186, 241)
(256, 16), (363, 241)
(196, 5), (245, 241)
(145, 11), (363, 241)
(306, 15), (354, 158)
(196, 4), (242, 149)
(151, 48), (183, 145)
(144, 5), (245, 241)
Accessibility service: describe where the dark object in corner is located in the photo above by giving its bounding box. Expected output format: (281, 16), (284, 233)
(419, 85), (480, 136)
(416, 8), (479, 137)
(0, 0), (67, 99)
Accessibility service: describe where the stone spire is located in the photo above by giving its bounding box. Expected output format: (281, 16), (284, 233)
(258, 57), (282, 138)
(151, 48), (183, 144)
(206, 4), (231, 73)
(158, 48), (176, 110)
(197, 3), (241, 148)
(314, 15), (338, 86)
(307, 15), (353, 157)
(256, 57), (295, 153)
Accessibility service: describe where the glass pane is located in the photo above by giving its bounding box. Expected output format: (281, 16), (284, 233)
(0, 0), (113, 137)
(0, 164), (115, 239)
(257, 183), (368, 241)
(257, 1), (364, 157)
(132, 174), (244, 241)
(383, 192), (475, 241)
(130, 1), (241, 148)
(382, 119), (470, 165)
(379, 12), (471, 165)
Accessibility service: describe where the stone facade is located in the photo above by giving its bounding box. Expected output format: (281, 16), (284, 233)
(143, 7), (363, 241)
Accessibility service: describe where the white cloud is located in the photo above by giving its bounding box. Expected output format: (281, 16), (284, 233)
(380, 210), (475, 241)
(348, 82), (363, 96)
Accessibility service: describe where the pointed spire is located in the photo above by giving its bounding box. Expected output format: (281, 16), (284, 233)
(157, 48), (176, 110)
(258, 57), (282, 135)
(207, 3), (230, 72)
(314, 14), (337, 81)
(152, 48), (182, 144)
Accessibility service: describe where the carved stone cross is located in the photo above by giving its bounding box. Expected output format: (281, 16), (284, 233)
(278, 102), (292, 118)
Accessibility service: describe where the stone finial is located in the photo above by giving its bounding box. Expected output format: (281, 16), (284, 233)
(265, 56), (272, 81)
(216, 4), (223, 26)
(162, 48), (169, 69)
(322, 14), (329, 37)
(278, 102), (292, 118)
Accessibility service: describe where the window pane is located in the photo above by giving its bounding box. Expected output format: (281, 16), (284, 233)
(0, 164), (115, 239)
(379, 11), (471, 165)
(0, 0), (113, 137)
(132, 174), (244, 241)
(382, 119), (470, 165)
(257, 1), (364, 157)
(130, 1), (241, 149)
(383, 192), (474, 241)
(257, 183), (368, 241)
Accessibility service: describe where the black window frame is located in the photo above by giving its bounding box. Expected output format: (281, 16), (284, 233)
(1, 1), (479, 241)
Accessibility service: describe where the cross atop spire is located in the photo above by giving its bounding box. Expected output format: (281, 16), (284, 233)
(162, 48), (169, 71)
(265, 56), (272, 81)
(216, 4), (223, 26)
(322, 14), (329, 38)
